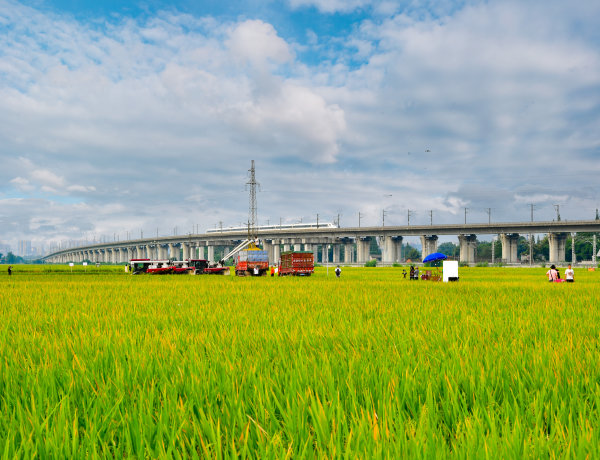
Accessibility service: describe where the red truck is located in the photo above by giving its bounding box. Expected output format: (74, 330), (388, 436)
(235, 249), (269, 276)
(278, 251), (314, 276)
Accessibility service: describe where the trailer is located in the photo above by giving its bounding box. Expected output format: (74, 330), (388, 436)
(235, 245), (269, 276)
(278, 251), (314, 276)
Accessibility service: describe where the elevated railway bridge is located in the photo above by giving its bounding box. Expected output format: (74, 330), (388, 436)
(43, 220), (600, 266)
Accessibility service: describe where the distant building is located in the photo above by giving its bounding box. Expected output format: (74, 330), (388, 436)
(18, 240), (32, 257)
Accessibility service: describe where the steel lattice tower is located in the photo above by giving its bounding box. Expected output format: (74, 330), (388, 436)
(246, 160), (260, 241)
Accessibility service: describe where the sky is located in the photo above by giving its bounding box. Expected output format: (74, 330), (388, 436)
(1, 0), (599, 252)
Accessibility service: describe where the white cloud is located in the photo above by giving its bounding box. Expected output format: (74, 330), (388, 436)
(226, 20), (293, 66)
(0, 0), (599, 250)
(9, 176), (34, 192)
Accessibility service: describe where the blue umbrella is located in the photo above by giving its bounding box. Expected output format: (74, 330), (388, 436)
(422, 252), (447, 263)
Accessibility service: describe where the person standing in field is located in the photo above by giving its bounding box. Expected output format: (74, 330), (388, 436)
(270, 266), (275, 277)
(410, 266), (415, 280)
(335, 266), (341, 278)
(546, 265), (558, 282)
(7, 266), (12, 276)
(565, 264), (574, 283)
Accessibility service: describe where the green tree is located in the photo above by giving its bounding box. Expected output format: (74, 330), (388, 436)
(403, 244), (421, 261)
(438, 242), (459, 258)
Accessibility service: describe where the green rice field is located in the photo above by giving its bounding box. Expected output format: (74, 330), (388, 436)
(1, 265), (599, 458)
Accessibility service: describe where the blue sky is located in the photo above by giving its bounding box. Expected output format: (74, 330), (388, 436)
(1, 0), (599, 252)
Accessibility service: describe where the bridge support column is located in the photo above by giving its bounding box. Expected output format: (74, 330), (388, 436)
(322, 244), (329, 264)
(311, 244), (319, 264)
(273, 242), (281, 264)
(197, 244), (205, 260)
(166, 243), (173, 259)
(283, 242), (291, 252)
(263, 240), (274, 265)
(181, 243), (189, 260)
(458, 234), (477, 264)
(548, 232), (567, 264)
(420, 235), (438, 260)
(500, 233), (519, 263)
(332, 244), (341, 264)
(381, 236), (402, 264)
(356, 237), (371, 264)
(344, 241), (354, 264)
(395, 236), (403, 262)
(207, 246), (215, 264)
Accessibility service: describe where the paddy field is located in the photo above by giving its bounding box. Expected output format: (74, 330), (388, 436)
(0, 265), (598, 458)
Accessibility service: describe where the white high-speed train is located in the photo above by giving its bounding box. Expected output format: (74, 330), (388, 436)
(206, 222), (336, 233)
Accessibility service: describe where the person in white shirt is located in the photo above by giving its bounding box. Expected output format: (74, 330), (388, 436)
(565, 264), (574, 283)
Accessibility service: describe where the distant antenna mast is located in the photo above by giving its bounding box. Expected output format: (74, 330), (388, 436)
(246, 160), (260, 241)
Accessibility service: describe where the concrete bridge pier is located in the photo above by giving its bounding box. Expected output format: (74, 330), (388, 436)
(197, 244), (205, 260)
(500, 233), (519, 263)
(332, 244), (341, 264)
(394, 236), (403, 262)
(207, 246), (215, 264)
(381, 235), (403, 264)
(548, 232), (568, 264)
(458, 234), (477, 264)
(344, 243), (354, 263)
(273, 242), (281, 264)
(263, 240), (274, 265)
(339, 238), (354, 264)
(356, 237), (371, 264)
(420, 235), (438, 260)
(181, 243), (189, 260)
(312, 244), (320, 263)
(322, 244), (329, 264)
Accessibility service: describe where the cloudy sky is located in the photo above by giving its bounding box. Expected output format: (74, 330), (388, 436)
(1, 0), (599, 251)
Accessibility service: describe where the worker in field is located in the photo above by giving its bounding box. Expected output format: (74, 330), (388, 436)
(546, 265), (558, 282)
(335, 265), (341, 278)
(7, 265), (12, 276)
(565, 264), (574, 282)
(270, 266), (275, 277)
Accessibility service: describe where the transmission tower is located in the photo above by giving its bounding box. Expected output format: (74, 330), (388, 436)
(246, 160), (260, 241)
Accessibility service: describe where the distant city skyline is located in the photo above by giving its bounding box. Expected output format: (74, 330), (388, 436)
(1, 0), (599, 250)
